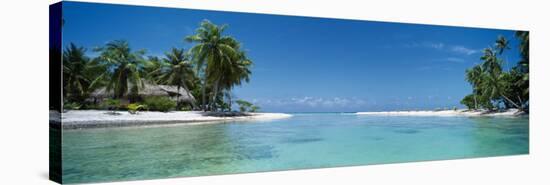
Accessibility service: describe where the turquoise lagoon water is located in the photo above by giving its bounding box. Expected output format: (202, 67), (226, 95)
(62, 113), (529, 183)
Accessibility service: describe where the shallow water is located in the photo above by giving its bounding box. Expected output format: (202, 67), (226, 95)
(62, 113), (529, 183)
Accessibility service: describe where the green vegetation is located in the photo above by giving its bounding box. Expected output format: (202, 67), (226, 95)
(143, 97), (177, 112)
(63, 43), (103, 103)
(127, 103), (146, 114)
(62, 20), (255, 113)
(461, 31), (529, 112)
(155, 48), (197, 110)
(63, 101), (82, 110)
(101, 98), (121, 110)
(185, 20), (252, 112)
(235, 100), (261, 112)
(250, 105), (260, 112)
(92, 40), (147, 100)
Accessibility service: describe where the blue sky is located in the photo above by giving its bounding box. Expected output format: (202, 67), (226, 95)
(61, 2), (522, 112)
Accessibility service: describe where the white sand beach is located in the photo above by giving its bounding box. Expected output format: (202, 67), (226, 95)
(356, 109), (526, 117)
(56, 110), (292, 129)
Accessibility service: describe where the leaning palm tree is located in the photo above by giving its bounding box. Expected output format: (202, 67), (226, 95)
(463, 33), (529, 111)
(63, 43), (92, 102)
(481, 73), (521, 109)
(91, 40), (146, 100)
(185, 20), (240, 111)
(156, 48), (197, 109)
(479, 48), (521, 109)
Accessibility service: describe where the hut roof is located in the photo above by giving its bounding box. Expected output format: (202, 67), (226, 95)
(90, 80), (195, 102)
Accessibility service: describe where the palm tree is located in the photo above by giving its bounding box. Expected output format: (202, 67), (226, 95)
(516, 31), (529, 65)
(479, 48), (521, 109)
(63, 43), (92, 102)
(208, 59), (252, 111)
(221, 90), (235, 111)
(144, 56), (164, 81)
(480, 48), (502, 77)
(463, 33), (529, 111)
(91, 40), (146, 100)
(186, 20), (240, 111)
(495, 35), (510, 55)
(466, 64), (484, 109)
(156, 48), (197, 109)
(515, 31), (529, 103)
(205, 38), (253, 111)
(218, 51), (252, 110)
(481, 72), (521, 109)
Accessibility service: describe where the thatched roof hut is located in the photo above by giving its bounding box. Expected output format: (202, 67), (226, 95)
(90, 81), (195, 103)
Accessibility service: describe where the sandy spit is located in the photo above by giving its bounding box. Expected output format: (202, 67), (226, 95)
(53, 110), (292, 129)
(356, 109), (526, 117)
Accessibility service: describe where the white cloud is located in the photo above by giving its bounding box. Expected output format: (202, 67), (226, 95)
(255, 96), (367, 108)
(443, 57), (465, 63)
(450, 46), (479, 55)
(428, 42), (445, 49)
(403, 42), (445, 50)
(403, 42), (479, 56)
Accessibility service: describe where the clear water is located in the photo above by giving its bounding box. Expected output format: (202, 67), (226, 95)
(62, 113), (529, 183)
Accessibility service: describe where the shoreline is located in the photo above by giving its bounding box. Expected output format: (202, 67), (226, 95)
(51, 108), (528, 129)
(356, 109), (527, 117)
(52, 110), (292, 129)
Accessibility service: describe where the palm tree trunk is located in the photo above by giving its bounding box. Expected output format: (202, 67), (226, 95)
(228, 93), (232, 112)
(181, 82), (197, 110)
(209, 79), (220, 112)
(501, 93), (521, 109)
(176, 86), (181, 110)
(201, 76), (207, 111)
(474, 94), (478, 110)
(517, 95), (524, 110)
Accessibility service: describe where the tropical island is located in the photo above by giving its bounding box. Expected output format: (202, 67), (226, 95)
(52, 2), (530, 184)
(358, 31), (529, 117)
(59, 20), (291, 129)
(461, 31), (529, 112)
(59, 20), (529, 128)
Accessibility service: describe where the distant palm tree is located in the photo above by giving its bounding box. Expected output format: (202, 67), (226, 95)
(91, 40), (146, 100)
(495, 35), (510, 55)
(63, 43), (92, 102)
(186, 20), (240, 111)
(157, 48), (197, 109)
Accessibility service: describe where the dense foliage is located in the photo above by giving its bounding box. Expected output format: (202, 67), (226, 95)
(62, 20), (257, 112)
(461, 31), (529, 112)
(143, 97), (176, 112)
(235, 100), (260, 112)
